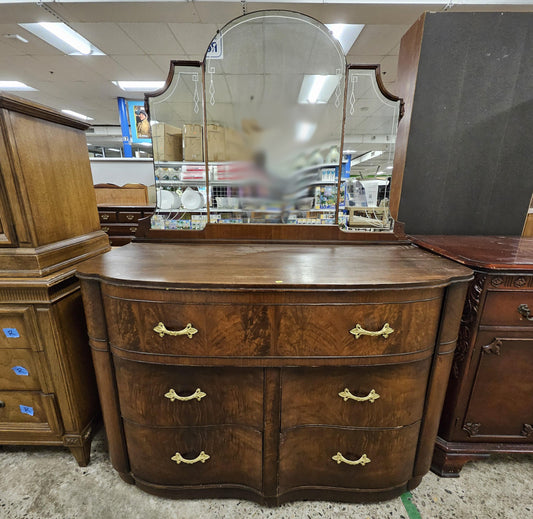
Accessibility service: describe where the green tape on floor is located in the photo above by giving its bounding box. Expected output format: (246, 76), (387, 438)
(401, 491), (422, 519)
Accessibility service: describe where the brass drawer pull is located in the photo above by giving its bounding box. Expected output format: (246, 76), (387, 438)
(338, 388), (380, 403)
(129, 226), (137, 233)
(332, 452), (371, 466)
(101, 226), (110, 232)
(100, 214), (110, 221)
(126, 214), (135, 221)
(153, 322), (198, 339)
(165, 388), (206, 402)
(350, 323), (394, 339)
(171, 451), (210, 465)
(517, 304), (533, 321)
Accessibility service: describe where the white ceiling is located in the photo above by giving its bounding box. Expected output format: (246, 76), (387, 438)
(1, 0), (532, 137)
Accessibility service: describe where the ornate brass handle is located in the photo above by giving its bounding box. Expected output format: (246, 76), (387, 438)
(165, 388), (206, 402)
(171, 451), (210, 465)
(100, 214), (110, 221)
(338, 388), (380, 403)
(126, 214), (135, 221)
(332, 452), (371, 466)
(517, 304), (533, 321)
(101, 226), (110, 232)
(153, 322), (198, 339)
(350, 323), (394, 339)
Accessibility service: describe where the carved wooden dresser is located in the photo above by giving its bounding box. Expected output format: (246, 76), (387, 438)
(411, 236), (533, 476)
(0, 94), (109, 465)
(76, 238), (471, 503)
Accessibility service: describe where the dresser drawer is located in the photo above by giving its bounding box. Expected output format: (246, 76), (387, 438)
(105, 299), (272, 356)
(279, 423), (420, 493)
(0, 350), (40, 390)
(0, 307), (38, 350)
(0, 391), (60, 430)
(481, 291), (533, 327)
(105, 296), (442, 357)
(124, 422), (262, 490)
(118, 211), (142, 223)
(281, 358), (431, 429)
(114, 357), (263, 427)
(275, 299), (442, 356)
(99, 211), (117, 223)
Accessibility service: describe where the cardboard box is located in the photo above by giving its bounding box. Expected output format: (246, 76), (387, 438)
(183, 124), (203, 161)
(151, 123), (182, 161)
(206, 124), (225, 162)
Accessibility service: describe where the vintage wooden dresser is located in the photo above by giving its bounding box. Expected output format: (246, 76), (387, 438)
(76, 238), (472, 503)
(0, 94), (109, 465)
(412, 235), (533, 476)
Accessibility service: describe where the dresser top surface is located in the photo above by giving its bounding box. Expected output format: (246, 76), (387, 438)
(411, 235), (533, 270)
(76, 242), (471, 289)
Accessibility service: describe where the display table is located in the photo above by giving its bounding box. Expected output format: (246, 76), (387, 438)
(77, 241), (471, 504)
(412, 235), (533, 476)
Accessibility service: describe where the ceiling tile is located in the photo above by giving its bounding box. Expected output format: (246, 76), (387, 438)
(110, 54), (168, 80)
(118, 23), (185, 55)
(168, 23), (219, 57)
(69, 23), (143, 55)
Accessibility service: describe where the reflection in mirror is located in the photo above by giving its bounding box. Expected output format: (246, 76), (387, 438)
(340, 67), (401, 232)
(149, 63), (208, 231)
(204, 11), (345, 224)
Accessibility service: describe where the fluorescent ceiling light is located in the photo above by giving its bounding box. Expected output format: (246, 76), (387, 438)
(295, 122), (317, 143)
(113, 81), (165, 92)
(351, 150), (383, 165)
(108, 148), (120, 152)
(61, 109), (94, 121)
(0, 80), (37, 91)
(19, 22), (104, 56)
(298, 75), (340, 104)
(325, 24), (365, 54)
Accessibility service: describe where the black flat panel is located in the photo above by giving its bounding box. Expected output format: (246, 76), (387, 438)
(398, 12), (533, 235)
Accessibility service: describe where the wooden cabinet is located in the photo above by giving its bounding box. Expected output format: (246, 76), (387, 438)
(97, 205), (154, 246)
(77, 242), (471, 503)
(412, 236), (533, 476)
(0, 269), (99, 465)
(0, 94), (109, 465)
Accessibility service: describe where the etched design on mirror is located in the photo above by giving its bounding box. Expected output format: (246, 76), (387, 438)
(149, 63), (208, 231)
(340, 67), (401, 233)
(145, 11), (402, 233)
(204, 11), (346, 225)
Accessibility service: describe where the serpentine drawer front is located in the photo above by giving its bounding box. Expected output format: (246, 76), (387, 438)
(76, 242), (472, 504)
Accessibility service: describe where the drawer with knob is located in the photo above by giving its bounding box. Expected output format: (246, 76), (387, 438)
(113, 357), (263, 427)
(281, 358), (432, 429)
(481, 290), (533, 327)
(278, 423), (420, 493)
(123, 421), (263, 490)
(0, 390), (61, 433)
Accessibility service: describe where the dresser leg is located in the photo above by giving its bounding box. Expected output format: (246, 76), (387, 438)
(431, 441), (490, 477)
(68, 441), (92, 467)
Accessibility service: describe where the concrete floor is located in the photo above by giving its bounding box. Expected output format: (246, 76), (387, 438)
(0, 427), (532, 519)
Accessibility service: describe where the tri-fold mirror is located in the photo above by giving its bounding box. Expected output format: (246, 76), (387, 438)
(146, 10), (401, 233)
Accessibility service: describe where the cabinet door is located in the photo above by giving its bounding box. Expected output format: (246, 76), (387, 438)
(463, 332), (533, 440)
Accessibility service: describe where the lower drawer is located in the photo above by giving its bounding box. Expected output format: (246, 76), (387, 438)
(281, 358), (431, 429)
(279, 423), (420, 493)
(113, 357), (263, 427)
(0, 391), (61, 432)
(0, 349), (41, 390)
(123, 422), (263, 490)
